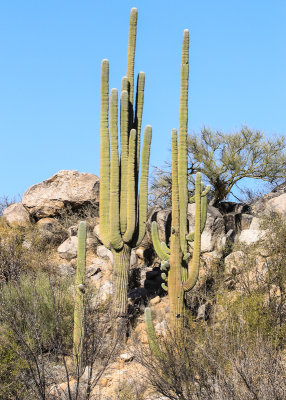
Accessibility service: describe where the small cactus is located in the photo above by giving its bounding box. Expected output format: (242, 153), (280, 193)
(73, 221), (87, 372)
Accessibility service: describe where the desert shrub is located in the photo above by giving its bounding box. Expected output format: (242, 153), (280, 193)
(114, 380), (147, 400)
(0, 272), (74, 399)
(137, 320), (286, 400)
(226, 291), (286, 347)
(0, 272), (120, 399)
(0, 220), (28, 282)
(0, 336), (32, 400)
(0, 219), (66, 282)
(56, 202), (98, 230)
(0, 272), (74, 352)
(224, 212), (286, 346)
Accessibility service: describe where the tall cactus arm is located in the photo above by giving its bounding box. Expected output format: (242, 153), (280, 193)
(186, 232), (194, 242)
(171, 129), (180, 234)
(120, 89), (129, 234)
(161, 242), (170, 255)
(151, 221), (170, 261)
(121, 76), (129, 93)
(126, 8), (137, 109)
(182, 259), (199, 292)
(183, 172), (201, 292)
(200, 185), (210, 232)
(73, 221), (87, 370)
(145, 307), (163, 359)
(200, 194), (208, 233)
(123, 129), (137, 243)
(178, 30), (189, 255)
(202, 185), (211, 197)
(99, 59), (111, 248)
(110, 89), (123, 250)
(186, 184), (210, 241)
(135, 125), (152, 246)
(134, 71), (145, 171)
(186, 198), (207, 242)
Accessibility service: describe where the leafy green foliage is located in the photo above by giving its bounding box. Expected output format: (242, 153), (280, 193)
(151, 127), (286, 207)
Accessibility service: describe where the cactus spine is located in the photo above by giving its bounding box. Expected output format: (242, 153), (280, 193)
(100, 8), (152, 329)
(73, 221), (87, 372)
(147, 30), (210, 336)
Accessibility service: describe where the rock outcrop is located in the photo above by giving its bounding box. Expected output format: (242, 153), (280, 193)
(22, 170), (99, 219)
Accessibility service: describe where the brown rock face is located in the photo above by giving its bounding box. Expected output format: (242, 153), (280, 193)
(22, 170), (99, 218)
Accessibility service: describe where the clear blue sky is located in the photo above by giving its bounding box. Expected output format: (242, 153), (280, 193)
(1, 0), (285, 199)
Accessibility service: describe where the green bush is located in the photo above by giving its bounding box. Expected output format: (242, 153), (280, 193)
(0, 272), (74, 352)
(0, 337), (30, 400)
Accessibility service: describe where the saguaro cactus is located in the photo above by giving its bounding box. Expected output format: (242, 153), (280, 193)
(100, 8), (152, 329)
(147, 30), (210, 335)
(73, 221), (87, 372)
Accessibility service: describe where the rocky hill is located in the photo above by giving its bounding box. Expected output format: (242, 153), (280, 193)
(2, 170), (286, 399)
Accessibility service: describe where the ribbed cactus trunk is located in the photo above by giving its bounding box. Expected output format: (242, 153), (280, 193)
(99, 8), (152, 333)
(112, 245), (131, 322)
(168, 129), (185, 331)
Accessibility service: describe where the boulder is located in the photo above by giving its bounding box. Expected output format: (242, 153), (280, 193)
(252, 181), (286, 216)
(91, 257), (112, 271)
(224, 250), (245, 275)
(249, 217), (262, 230)
(97, 245), (113, 263)
(22, 170), (99, 219)
(86, 264), (101, 278)
(188, 204), (225, 253)
(57, 236), (78, 260)
(57, 263), (75, 277)
(267, 193), (286, 217)
(130, 250), (137, 267)
(3, 203), (30, 225)
(97, 281), (112, 302)
(238, 229), (265, 245)
(120, 353), (134, 362)
(240, 213), (253, 230)
(93, 224), (102, 243)
(37, 217), (60, 232)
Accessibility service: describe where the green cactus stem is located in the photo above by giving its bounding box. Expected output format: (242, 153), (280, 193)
(161, 242), (171, 254)
(151, 222), (170, 261)
(99, 8), (152, 331)
(73, 221), (87, 373)
(148, 30), (209, 336)
(144, 307), (163, 359)
(161, 283), (168, 292)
